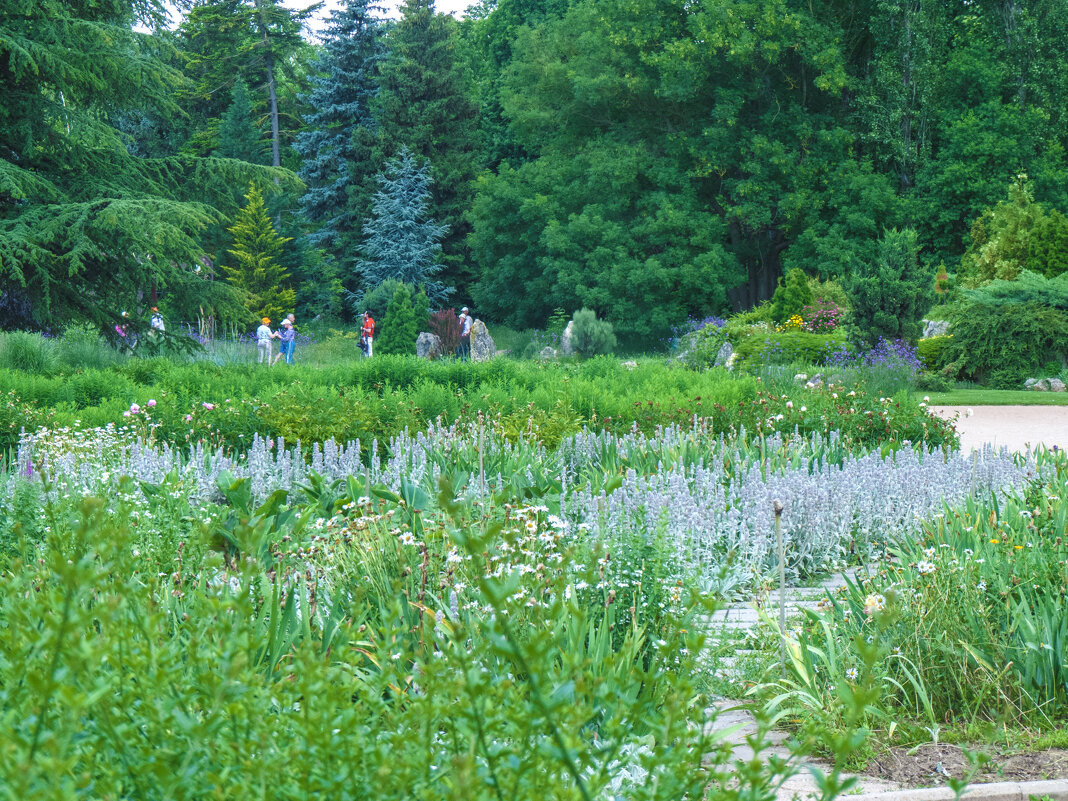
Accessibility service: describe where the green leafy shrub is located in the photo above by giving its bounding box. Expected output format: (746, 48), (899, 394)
(913, 372), (952, 392)
(569, 308), (616, 356)
(916, 335), (952, 372)
(735, 331), (849, 366)
(0, 332), (59, 374)
(946, 302), (1068, 388)
(807, 275), (851, 310)
(846, 228), (934, 344)
(770, 268), (814, 323)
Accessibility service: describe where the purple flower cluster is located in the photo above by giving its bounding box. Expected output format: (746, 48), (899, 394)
(823, 338), (920, 373)
(667, 315), (727, 350)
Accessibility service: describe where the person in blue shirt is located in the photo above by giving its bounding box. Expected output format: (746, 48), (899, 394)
(274, 318), (296, 365)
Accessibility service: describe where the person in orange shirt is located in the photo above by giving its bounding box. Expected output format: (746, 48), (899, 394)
(361, 311), (375, 357)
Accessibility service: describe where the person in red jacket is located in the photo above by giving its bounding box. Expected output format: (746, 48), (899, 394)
(361, 311), (375, 357)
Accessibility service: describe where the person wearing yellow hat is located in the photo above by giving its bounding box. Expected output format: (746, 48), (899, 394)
(150, 306), (165, 333)
(256, 317), (279, 364)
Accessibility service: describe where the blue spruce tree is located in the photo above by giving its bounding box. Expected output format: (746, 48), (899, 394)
(294, 0), (384, 259)
(356, 147), (451, 306)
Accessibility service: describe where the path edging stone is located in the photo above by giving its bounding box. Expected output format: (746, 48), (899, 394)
(845, 778), (1068, 801)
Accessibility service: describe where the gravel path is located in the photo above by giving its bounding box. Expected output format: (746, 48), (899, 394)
(930, 405), (1068, 453)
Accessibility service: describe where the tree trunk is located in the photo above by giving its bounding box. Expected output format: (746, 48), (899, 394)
(255, 0), (281, 169)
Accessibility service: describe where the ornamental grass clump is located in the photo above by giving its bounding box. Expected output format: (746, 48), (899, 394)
(780, 447), (1068, 734)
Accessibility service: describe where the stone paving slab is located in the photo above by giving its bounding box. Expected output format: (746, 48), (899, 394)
(705, 700), (902, 800)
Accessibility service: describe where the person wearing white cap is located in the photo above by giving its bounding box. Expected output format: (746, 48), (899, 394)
(457, 306), (472, 360)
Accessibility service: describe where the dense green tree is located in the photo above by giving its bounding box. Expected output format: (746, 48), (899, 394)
(960, 174), (1068, 285)
(372, 0), (480, 292)
(295, 0), (384, 260)
(222, 184), (297, 321)
(355, 148), (450, 307)
(473, 0), (859, 336)
(0, 0), (295, 330)
(176, 0), (318, 165)
(217, 79), (268, 163)
(846, 227), (934, 343)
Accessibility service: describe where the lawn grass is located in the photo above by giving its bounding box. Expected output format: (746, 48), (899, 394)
(924, 389), (1068, 406)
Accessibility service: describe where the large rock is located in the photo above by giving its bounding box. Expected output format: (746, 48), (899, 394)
(560, 320), (574, 355)
(1051, 378), (1067, 392)
(416, 331), (442, 360)
(922, 319), (950, 339)
(714, 341), (734, 368)
(1025, 378), (1039, 389)
(1034, 378), (1053, 391)
(538, 346), (558, 360)
(470, 320), (496, 362)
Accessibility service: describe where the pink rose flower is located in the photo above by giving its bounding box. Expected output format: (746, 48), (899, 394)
(129, 403), (140, 414)
(202, 402), (214, 410)
(147, 399), (156, 407)
(185, 414), (193, 422)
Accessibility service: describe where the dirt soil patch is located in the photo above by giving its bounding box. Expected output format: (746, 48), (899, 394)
(865, 743), (1068, 787)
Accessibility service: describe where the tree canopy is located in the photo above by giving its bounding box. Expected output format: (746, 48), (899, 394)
(5, 0), (1068, 339)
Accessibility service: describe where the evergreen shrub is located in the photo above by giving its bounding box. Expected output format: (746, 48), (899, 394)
(677, 320), (729, 367)
(377, 286), (419, 356)
(569, 309), (616, 356)
(916, 335), (953, 372)
(846, 228), (934, 344)
(946, 302), (1068, 388)
(770, 268), (814, 323)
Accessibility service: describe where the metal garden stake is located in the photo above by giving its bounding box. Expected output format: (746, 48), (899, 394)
(774, 498), (786, 677)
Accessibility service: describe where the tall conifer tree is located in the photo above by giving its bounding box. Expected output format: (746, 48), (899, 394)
(0, 0), (295, 329)
(216, 79), (267, 163)
(372, 0), (479, 293)
(356, 148), (450, 306)
(223, 183), (297, 321)
(295, 0), (384, 262)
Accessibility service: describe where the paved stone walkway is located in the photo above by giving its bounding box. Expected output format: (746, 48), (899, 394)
(704, 568), (903, 800)
(930, 405), (1068, 453)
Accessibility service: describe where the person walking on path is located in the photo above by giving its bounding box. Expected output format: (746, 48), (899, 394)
(150, 306), (165, 333)
(256, 317), (280, 365)
(457, 306), (472, 360)
(274, 318), (296, 365)
(361, 311), (375, 358)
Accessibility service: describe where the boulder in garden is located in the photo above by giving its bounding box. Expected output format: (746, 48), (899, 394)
(470, 320), (496, 362)
(416, 331), (442, 360)
(714, 341), (734, 368)
(560, 321), (574, 355)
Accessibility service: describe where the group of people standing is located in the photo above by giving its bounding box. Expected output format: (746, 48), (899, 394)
(256, 313), (297, 365)
(114, 306), (167, 350)
(251, 305), (473, 364)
